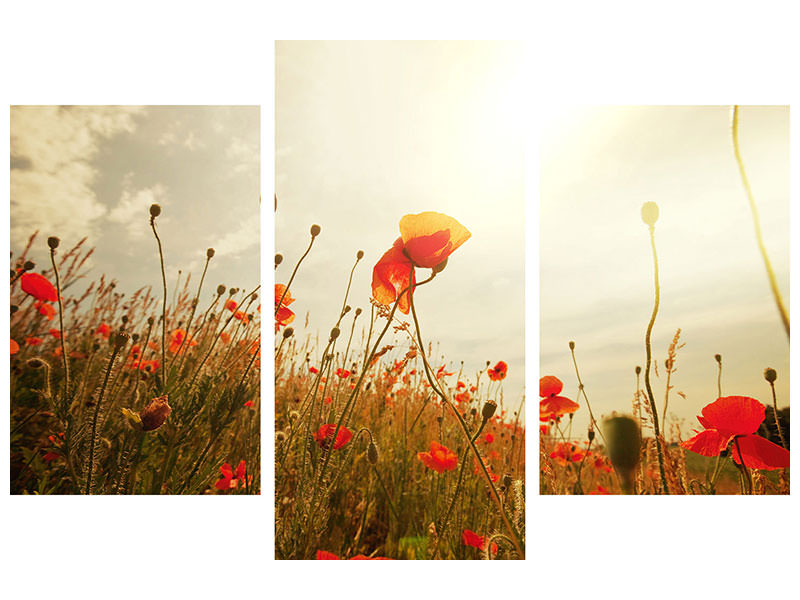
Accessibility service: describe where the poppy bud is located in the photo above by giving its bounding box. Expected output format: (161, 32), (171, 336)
(206, 248), (215, 258)
(503, 474), (513, 488)
(140, 394), (172, 431)
(355, 307), (362, 316)
(367, 441), (379, 465)
(764, 368), (777, 383)
(147, 316), (155, 326)
(603, 413), (641, 493)
(588, 427), (595, 442)
(23, 260), (35, 271)
(92, 342), (100, 351)
(356, 250), (364, 260)
(330, 327), (340, 341)
(342, 305), (351, 315)
(470, 407), (477, 417)
(132, 333), (140, 342)
(275, 254), (283, 266)
(714, 353), (722, 364)
(276, 431), (287, 443)
(569, 341), (575, 350)
(432, 258), (448, 274)
(114, 332), (129, 349)
(217, 284), (226, 295)
(635, 365), (641, 375)
(47, 236), (60, 249)
(122, 315), (129, 324)
(310, 224), (321, 237)
(641, 201), (659, 226)
(436, 416), (443, 424)
(149, 204), (161, 218)
(283, 327), (294, 339)
(26, 358), (46, 369)
(482, 400), (497, 421)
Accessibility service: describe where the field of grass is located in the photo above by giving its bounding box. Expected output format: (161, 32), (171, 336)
(275, 213), (525, 559)
(10, 204), (260, 495)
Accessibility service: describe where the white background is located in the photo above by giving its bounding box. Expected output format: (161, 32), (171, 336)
(2, 1), (798, 599)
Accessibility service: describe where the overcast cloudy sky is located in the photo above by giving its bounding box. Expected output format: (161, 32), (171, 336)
(10, 106), (260, 299)
(541, 105), (789, 438)
(275, 41), (525, 412)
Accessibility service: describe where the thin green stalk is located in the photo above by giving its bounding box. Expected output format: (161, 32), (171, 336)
(50, 244), (70, 411)
(149, 209), (168, 388)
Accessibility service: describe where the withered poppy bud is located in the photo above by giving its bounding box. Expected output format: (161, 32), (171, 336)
(283, 327), (294, 339)
(23, 260), (35, 271)
(147, 316), (155, 326)
(503, 474), (513, 488)
(641, 201), (659, 226)
(715, 353), (722, 364)
(310, 224), (321, 237)
(140, 395), (172, 431)
(569, 340), (575, 350)
(482, 400), (497, 421)
(764, 368), (777, 383)
(275, 254), (283, 266)
(114, 332), (129, 349)
(217, 284), (226, 295)
(356, 250), (364, 260)
(207, 248), (215, 258)
(432, 257), (448, 274)
(355, 307), (362, 316)
(367, 441), (379, 465)
(47, 236), (60, 249)
(149, 204), (161, 218)
(330, 327), (340, 341)
(343, 305), (351, 315)
(229, 288), (238, 296)
(635, 365), (641, 375)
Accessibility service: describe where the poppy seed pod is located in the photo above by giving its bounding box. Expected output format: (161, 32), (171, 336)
(329, 327), (340, 341)
(367, 441), (379, 465)
(635, 365), (641, 375)
(283, 327), (294, 339)
(355, 307), (362, 316)
(207, 248), (215, 258)
(603, 413), (642, 493)
(482, 400), (497, 421)
(275, 254), (283, 266)
(23, 260), (35, 271)
(356, 250), (364, 260)
(217, 284), (226, 295)
(149, 204), (161, 218)
(764, 368), (777, 383)
(47, 236), (60, 249)
(715, 354), (722, 364)
(569, 340), (575, 350)
(641, 201), (659, 226)
(588, 427), (595, 442)
(113, 332), (129, 349)
(503, 474), (513, 488)
(140, 394), (172, 432)
(310, 224), (321, 237)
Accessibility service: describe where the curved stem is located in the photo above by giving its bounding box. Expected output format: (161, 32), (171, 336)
(150, 216), (168, 388)
(50, 248), (70, 412)
(276, 234), (315, 317)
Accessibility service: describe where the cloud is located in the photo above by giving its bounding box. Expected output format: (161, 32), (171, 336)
(226, 137), (259, 174)
(212, 217), (260, 260)
(10, 106), (143, 249)
(157, 119), (204, 151)
(107, 175), (169, 239)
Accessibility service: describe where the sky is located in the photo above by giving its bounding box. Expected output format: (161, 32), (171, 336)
(541, 105), (790, 438)
(10, 106), (260, 301)
(275, 41), (525, 412)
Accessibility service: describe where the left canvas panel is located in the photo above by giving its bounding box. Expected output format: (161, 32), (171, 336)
(9, 106), (261, 494)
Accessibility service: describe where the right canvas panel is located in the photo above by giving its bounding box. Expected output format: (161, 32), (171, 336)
(540, 106), (790, 495)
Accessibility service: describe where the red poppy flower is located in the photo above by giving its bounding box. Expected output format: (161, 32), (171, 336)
(215, 460), (247, 491)
(418, 440), (458, 473)
(488, 361), (508, 381)
(225, 299), (238, 312)
(11, 339), (19, 354)
(549, 442), (585, 466)
(462, 529), (498, 555)
(589, 485), (610, 495)
(275, 284), (295, 327)
(48, 328), (61, 339)
(20, 272), (58, 302)
(539, 375), (579, 421)
(219, 332), (231, 344)
(371, 212), (471, 314)
(314, 424), (353, 450)
(234, 310), (248, 323)
(309, 366), (319, 374)
(35, 301), (56, 320)
(681, 396), (790, 470)
(484, 433), (495, 444)
(335, 368), (352, 378)
(25, 337), (44, 346)
(168, 329), (197, 354)
(96, 322), (111, 339)
(436, 365), (454, 379)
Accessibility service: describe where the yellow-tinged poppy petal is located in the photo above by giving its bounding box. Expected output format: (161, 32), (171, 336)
(399, 211), (471, 268)
(371, 238), (415, 314)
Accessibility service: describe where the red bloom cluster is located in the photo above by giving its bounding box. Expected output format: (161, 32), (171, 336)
(487, 361), (508, 381)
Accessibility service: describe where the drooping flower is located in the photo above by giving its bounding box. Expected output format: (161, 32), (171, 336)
(214, 460), (247, 491)
(417, 440), (458, 473)
(275, 284), (295, 327)
(539, 375), (579, 421)
(488, 361), (508, 381)
(314, 424), (353, 450)
(20, 272), (58, 302)
(139, 394), (172, 431)
(681, 396), (790, 470)
(371, 212), (471, 314)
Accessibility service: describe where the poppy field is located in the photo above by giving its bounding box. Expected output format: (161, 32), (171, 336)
(275, 211), (525, 559)
(9, 204), (261, 495)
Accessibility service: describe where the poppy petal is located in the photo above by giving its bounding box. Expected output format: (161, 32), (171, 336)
(371, 238), (415, 314)
(701, 396), (765, 436)
(731, 434), (790, 470)
(539, 376), (563, 398)
(681, 428), (729, 457)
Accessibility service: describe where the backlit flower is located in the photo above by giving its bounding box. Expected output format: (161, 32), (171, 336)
(168, 329), (197, 354)
(11, 339), (20, 354)
(275, 284), (295, 327)
(418, 440), (458, 473)
(462, 529), (498, 555)
(371, 212), (471, 314)
(96, 323), (111, 339)
(488, 361), (508, 381)
(314, 424), (353, 450)
(20, 272), (58, 302)
(539, 375), (579, 421)
(681, 396), (790, 470)
(215, 460), (247, 491)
